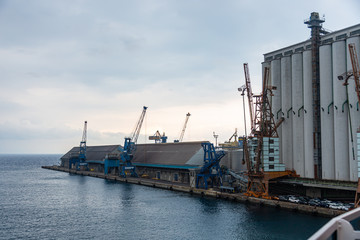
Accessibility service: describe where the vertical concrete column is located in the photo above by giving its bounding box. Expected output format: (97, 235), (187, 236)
(271, 59), (282, 163)
(281, 56), (293, 170)
(320, 44), (335, 180)
(292, 53), (305, 176)
(303, 50), (315, 178)
(333, 40), (350, 181)
(346, 36), (360, 181)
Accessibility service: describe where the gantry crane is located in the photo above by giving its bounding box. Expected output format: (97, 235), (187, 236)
(69, 121), (88, 171)
(219, 128), (239, 148)
(174, 112), (191, 142)
(242, 63), (290, 199)
(149, 130), (167, 143)
(119, 106), (148, 177)
(338, 43), (360, 207)
(228, 128), (238, 143)
(196, 142), (226, 189)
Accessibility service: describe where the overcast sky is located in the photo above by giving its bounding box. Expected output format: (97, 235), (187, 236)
(0, 0), (359, 153)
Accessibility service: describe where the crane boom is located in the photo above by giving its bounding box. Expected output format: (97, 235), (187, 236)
(131, 106), (148, 144)
(79, 121), (87, 161)
(348, 44), (360, 208)
(243, 63), (255, 133)
(68, 121), (89, 171)
(349, 43), (360, 104)
(228, 128), (238, 142)
(119, 106), (148, 178)
(175, 113), (191, 142)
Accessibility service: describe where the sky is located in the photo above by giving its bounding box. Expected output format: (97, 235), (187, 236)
(0, 0), (359, 154)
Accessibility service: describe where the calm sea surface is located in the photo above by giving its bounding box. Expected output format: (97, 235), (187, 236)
(0, 154), (329, 239)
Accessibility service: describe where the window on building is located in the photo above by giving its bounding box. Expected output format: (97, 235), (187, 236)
(156, 171), (161, 179)
(269, 165), (275, 169)
(174, 173), (179, 182)
(269, 157), (274, 161)
(269, 148), (274, 153)
(269, 139), (274, 144)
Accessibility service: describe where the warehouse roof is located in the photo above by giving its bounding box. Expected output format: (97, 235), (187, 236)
(61, 145), (121, 162)
(132, 141), (206, 168)
(60, 141), (207, 169)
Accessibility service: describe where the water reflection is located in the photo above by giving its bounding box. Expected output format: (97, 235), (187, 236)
(199, 197), (219, 214)
(120, 183), (134, 204)
(0, 154), (331, 239)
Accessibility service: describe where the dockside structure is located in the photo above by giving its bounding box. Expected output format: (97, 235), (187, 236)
(61, 141), (234, 185)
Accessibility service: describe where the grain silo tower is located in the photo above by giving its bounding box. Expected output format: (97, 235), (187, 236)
(262, 12), (360, 182)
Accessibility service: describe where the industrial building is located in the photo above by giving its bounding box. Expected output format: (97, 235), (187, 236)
(61, 142), (241, 184)
(262, 13), (360, 182)
(60, 141), (244, 186)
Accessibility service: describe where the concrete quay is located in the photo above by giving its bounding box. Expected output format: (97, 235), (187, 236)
(42, 165), (345, 217)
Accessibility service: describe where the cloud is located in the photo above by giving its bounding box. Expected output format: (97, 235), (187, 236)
(0, 0), (358, 153)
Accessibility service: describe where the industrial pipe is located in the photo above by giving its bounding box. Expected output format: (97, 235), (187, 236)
(327, 102), (333, 114)
(298, 106), (305, 117)
(342, 100), (348, 113)
(287, 107), (293, 118)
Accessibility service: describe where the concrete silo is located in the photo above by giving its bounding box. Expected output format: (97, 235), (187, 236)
(332, 40), (350, 181)
(303, 49), (315, 178)
(292, 53), (305, 176)
(281, 56), (293, 170)
(263, 13), (360, 182)
(319, 43), (335, 180)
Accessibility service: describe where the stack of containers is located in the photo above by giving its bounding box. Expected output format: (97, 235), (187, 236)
(247, 137), (257, 169)
(248, 137), (285, 172)
(262, 137), (285, 172)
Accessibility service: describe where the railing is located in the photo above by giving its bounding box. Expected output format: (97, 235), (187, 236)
(309, 207), (360, 239)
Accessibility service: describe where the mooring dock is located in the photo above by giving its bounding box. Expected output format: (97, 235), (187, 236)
(42, 165), (345, 217)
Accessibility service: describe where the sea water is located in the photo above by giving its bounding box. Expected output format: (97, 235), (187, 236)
(0, 154), (328, 239)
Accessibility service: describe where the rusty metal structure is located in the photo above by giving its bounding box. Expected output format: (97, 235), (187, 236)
(242, 63), (294, 198)
(348, 44), (360, 104)
(304, 12), (329, 179)
(347, 43), (360, 207)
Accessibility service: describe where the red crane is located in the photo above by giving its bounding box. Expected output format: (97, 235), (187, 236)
(347, 44), (360, 207)
(242, 63), (289, 199)
(348, 44), (360, 104)
(243, 63), (255, 133)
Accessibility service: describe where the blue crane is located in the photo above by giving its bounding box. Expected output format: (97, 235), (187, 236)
(196, 142), (226, 189)
(149, 130), (167, 143)
(69, 121), (88, 171)
(118, 106), (148, 177)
